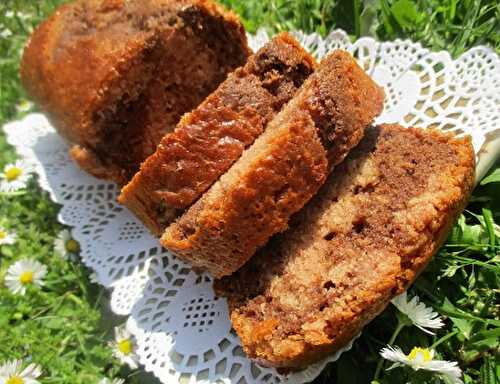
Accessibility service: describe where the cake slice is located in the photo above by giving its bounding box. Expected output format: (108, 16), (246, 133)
(119, 33), (317, 235)
(161, 50), (384, 277)
(21, 0), (250, 184)
(214, 124), (475, 368)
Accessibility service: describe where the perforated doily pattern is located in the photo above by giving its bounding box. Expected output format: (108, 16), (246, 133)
(3, 29), (499, 384)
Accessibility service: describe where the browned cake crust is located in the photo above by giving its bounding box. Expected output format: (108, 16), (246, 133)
(214, 124), (475, 368)
(118, 33), (317, 235)
(20, 0), (250, 184)
(161, 50), (384, 277)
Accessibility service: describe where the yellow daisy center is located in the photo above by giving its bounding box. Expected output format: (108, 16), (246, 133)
(0, 230), (6, 240)
(19, 100), (31, 110)
(6, 376), (24, 384)
(118, 339), (132, 355)
(65, 239), (80, 253)
(19, 271), (34, 285)
(408, 347), (432, 362)
(5, 167), (22, 181)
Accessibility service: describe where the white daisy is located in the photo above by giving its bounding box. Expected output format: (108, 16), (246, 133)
(4, 259), (47, 295)
(110, 325), (139, 369)
(98, 379), (124, 384)
(0, 359), (42, 384)
(0, 29), (12, 38)
(88, 272), (98, 284)
(16, 12), (31, 21)
(391, 291), (444, 334)
(380, 346), (463, 384)
(0, 160), (34, 193)
(54, 229), (80, 260)
(0, 227), (16, 246)
(4, 11), (30, 20)
(16, 100), (34, 113)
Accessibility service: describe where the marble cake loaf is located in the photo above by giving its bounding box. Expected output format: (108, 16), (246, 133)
(20, 0), (250, 184)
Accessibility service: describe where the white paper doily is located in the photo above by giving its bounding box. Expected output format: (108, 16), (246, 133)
(3, 29), (500, 384)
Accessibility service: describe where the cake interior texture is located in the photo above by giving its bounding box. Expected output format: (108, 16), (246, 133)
(215, 124), (475, 368)
(119, 33), (317, 235)
(161, 50), (384, 278)
(21, 0), (249, 184)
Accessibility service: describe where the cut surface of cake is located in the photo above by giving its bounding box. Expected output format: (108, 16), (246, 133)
(20, 0), (250, 184)
(214, 124), (475, 368)
(162, 50), (384, 277)
(119, 33), (317, 235)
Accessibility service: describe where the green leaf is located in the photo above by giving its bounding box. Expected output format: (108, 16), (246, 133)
(481, 207), (496, 247)
(360, 0), (380, 36)
(43, 316), (66, 329)
(440, 297), (500, 329)
(480, 168), (500, 185)
(449, 214), (490, 246)
(442, 299), (473, 339)
(390, 0), (419, 29)
(463, 337), (499, 363)
(452, 317), (474, 340)
(468, 211), (500, 238)
(442, 264), (460, 278)
(469, 327), (500, 343)
(480, 356), (496, 384)
(0, 244), (14, 257)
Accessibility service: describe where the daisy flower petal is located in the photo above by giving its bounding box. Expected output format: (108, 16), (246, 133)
(426, 360), (463, 383)
(392, 291), (444, 334)
(54, 229), (80, 260)
(5, 259), (47, 295)
(0, 160), (35, 193)
(0, 359), (42, 383)
(0, 29), (13, 39)
(0, 227), (16, 246)
(99, 378), (125, 384)
(380, 346), (407, 369)
(21, 362), (43, 378)
(89, 272), (98, 284)
(110, 325), (139, 369)
(16, 100), (34, 113)
(0, 359), (23, 379)
(380, 345), (463, 384)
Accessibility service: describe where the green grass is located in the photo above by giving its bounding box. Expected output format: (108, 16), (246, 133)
(219, 0), (500, 57)
(0, 1), (499, 383)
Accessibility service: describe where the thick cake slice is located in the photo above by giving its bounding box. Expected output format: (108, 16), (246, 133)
(162, 50), (384, 277)
(215, 124), (475, 368)
(20, 0), (250, 184)
(119, 33), (317, 235)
